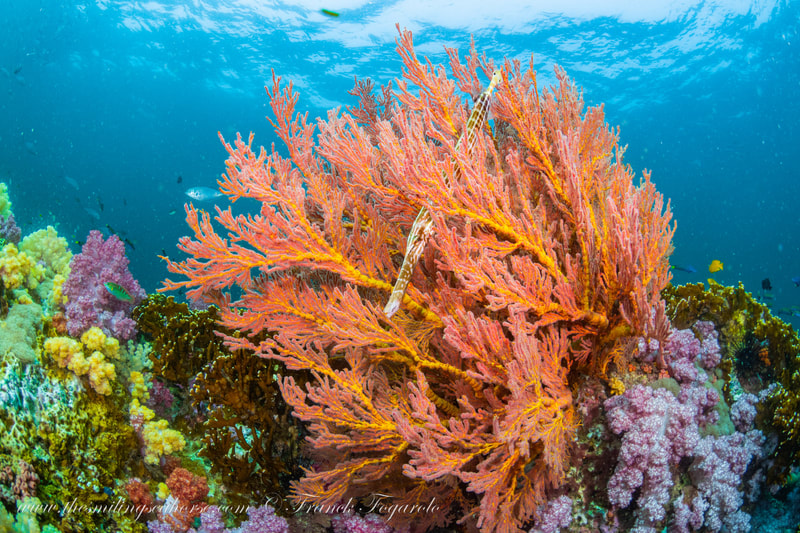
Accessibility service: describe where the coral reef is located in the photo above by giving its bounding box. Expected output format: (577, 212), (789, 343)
(0, 353), (139, 530)
(3, 23), (800, 533)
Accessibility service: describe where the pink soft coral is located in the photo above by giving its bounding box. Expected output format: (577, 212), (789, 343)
(63, 230), (145, 339)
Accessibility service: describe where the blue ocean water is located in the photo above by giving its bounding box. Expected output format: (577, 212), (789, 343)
(0, 0), (798, 323)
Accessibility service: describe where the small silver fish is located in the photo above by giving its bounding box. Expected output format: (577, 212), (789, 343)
(64, 175), (80, 190)
(185, 186), (223, 202)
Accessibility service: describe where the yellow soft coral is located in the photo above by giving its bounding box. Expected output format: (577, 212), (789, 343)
(104, 337), (120, 358)
(87, 351), (116, 395)
(19, 226), (72, 278)
(129, 398), (155, 423)
(43, 333), (118, 395)
(128, 397), (184, 464)
(81, 327), (119, 358)
(129, 371), (150, 401)
(43, 336), (83, 368)
(608, 376), (626, 396)
(49, 274), (68, 307)
(141, 419), (185, 464)
(156, 482), (170, 500)
(0, 243), (45, 289)
(66, 350), (90, 376)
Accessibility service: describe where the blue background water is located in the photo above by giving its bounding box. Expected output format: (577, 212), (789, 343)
(1, 0), (798, 324)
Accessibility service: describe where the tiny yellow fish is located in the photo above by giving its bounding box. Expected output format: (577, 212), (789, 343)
(709, 260), (724, 273)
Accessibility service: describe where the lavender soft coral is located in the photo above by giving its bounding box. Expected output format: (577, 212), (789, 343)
(605, 384), (718, 525)
(0, 214), (21, 245)
(529, 496), (573, 533)
(676, 431), (764, 533)
(605, 324), (768, 532)
(197, 505), (226, 533)
(63, 230), (145, 340)
(331, 512), (399, 533)
(237, 504), (289, 533)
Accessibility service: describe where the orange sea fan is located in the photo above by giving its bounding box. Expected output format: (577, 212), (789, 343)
(162, 27), (674, 533)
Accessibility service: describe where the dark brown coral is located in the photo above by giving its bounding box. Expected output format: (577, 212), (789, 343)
(191, 348), (307, 512)
(133, 294), (230, 383)
(133, 294), (307, 512)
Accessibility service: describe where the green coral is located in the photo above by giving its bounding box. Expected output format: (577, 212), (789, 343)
(663, 279), (800, 483)
(0, 303), (43, 364)
(19, 227), (72, 280)
(116, 339), (153, 383)
(0, 351), (140, 531)
(0, 503), (41, 533)
(0, 183), (11, 218)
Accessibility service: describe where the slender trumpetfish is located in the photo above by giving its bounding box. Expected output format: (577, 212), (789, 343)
(384, 70), (502, 317)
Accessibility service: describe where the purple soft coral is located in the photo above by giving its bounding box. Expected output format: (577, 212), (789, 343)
(63, 230), (145, 340)
(238, 504), (289, 533)
(607, 325), (768, 532)
(197, 505), (226, 533)
(331, 512), (399, 533)
(674, 430), (765, 533)
(605, 385), (717, 524)
(661, 322), (720, 382)
(0, 214), (21, 245)
(529, 496), (573, 533)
